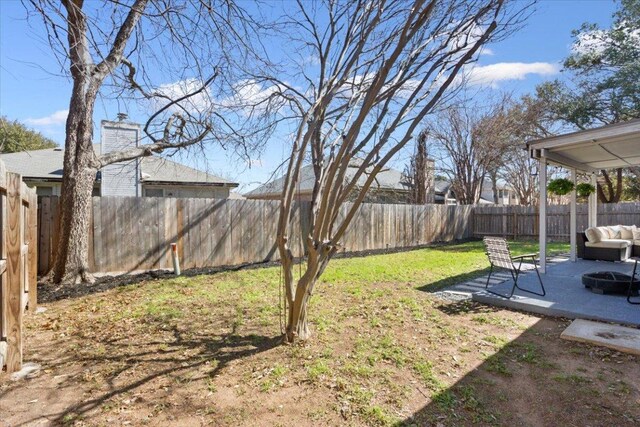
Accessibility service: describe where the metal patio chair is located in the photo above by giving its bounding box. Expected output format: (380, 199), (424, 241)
(483, 237), (546, 299)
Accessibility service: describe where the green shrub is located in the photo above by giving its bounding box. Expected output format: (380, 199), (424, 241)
(547, 178), (574, 196)
(576, 183), (595, 198)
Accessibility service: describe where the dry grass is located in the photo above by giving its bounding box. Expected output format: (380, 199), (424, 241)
(1, 241), (639, 426)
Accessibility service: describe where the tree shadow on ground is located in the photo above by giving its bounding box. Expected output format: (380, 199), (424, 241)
(415, 268), (491, 293)
(433, 298), (504, 316)
(1, 324), (282, 426)
(402, 317), (640, 426)
(37, 260), (279, 303)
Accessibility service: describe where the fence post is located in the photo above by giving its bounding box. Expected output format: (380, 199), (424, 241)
(28, 191), (38, 311)
(502, 209), (507, 237)
(5, 172), (23, 373)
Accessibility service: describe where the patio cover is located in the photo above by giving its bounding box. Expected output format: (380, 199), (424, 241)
(527, 118), (640, 272)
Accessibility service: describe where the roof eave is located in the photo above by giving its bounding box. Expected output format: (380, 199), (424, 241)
(142, 180), (239, 188)
(526, 118), (640, 151)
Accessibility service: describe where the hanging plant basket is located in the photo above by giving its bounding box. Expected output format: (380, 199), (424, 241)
(576, 182), (596, 198)
(547, 178), (574, 196)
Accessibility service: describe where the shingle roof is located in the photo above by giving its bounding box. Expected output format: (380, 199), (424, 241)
(434, 179), (451, 194)
(0, 146), (66, 179)
(245, 159), (411, 197)
(0, 145), (237, 187)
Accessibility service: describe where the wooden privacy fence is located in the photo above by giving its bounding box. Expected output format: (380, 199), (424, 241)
(37, 197), (473, 275)
(0, 159), (37, 374)
(473, 203), (640, 240)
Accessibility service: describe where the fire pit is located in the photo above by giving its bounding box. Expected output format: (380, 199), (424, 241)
(582, 271), (639, 295)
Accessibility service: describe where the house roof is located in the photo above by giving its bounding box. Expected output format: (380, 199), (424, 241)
(0, 144), (238, 187)
(434, 179), (451, 194)
(245, 159), (411, 197)
(435, 178), (510, 204)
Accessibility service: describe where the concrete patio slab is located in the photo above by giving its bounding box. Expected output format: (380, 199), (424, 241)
(560, 319), (640, 355)
(472, 258), (640, 327)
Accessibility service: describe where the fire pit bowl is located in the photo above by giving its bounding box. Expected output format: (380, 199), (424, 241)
(582, 271), (639, 295)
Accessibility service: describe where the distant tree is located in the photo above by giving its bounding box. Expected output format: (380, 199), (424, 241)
(0, 116), (57, 153)
(623, 168), (640, 201)
(428, 97), (514, 205)
(535, 0), (640, 203)
(499, 95), (556, 206)
(404, 131), (434, 205)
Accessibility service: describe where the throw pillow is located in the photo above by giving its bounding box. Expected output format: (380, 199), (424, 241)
(633, 228), (640, 241)
(620, 225), (635, 240)
(597, 226), (611, 239)
(585, 227), (602, 243)
(607, 225), (621, 239)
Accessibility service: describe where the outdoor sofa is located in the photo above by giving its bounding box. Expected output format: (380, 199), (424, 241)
(577, 225), (640, 262)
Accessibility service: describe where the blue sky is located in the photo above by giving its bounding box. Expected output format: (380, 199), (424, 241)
(0, 0), (617, 192)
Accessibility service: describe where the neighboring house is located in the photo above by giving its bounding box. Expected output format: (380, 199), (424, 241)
(245, 160), (521, 206)
(0, 144), (238, 198)
(434, 179), (519, 205)
(434, 179), (459, 205)
(245, 159), (413, 203)
(492, 183), (520, 206)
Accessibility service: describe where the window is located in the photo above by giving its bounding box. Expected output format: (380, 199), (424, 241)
(36, 186), (53, 196)
(144, 188), (164, 197)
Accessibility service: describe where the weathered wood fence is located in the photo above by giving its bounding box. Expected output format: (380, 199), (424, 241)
(37, 197), (473, 275)
(0, 159), (37, 374)
(473, 203), (640, 240)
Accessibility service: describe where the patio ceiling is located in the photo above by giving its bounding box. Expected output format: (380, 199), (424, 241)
(527, 118), (640, 172)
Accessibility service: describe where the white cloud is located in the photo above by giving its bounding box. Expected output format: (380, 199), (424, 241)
(25, 109), (68, 126)
(480, 47), (495, 56)
(154, 78), (213, 114)
(218, 79), (290, 117)
(223, 80), (283, 106)
(463, 62), (559, 88)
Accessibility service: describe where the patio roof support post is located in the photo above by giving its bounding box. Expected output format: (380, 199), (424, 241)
(539, 153), (547, 273)
(588, 172), (597, 228)
(570, 168), (577, 262)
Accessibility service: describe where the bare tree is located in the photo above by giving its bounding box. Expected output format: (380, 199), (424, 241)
(258, 0), (532, 342)
(499, 95), (556, 206)
(27, 0), (270, 284)
(501, 147), (539, 205)
(428, 96), (513, 205)
(404, 130), (434, 204)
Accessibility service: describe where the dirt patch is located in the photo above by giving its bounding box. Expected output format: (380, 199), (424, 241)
(3, 266), (638, 426)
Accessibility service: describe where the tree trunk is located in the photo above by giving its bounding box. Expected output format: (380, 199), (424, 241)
(285, 263), (319, 343)
(50, 97), (98, 285)
(281, 241), (333, 343)
(286, 282), (311, 342)
(597, 169), (623, 203)
(490, 169), (499, 204)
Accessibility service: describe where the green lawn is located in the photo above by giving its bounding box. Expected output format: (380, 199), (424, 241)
(320, 240), (569, 291)
(6, 240), (638, 427)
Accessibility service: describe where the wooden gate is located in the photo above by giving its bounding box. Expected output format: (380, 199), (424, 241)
(0, 159), (38, 374)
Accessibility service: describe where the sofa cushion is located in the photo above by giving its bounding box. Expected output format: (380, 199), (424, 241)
(597, 226), (612, 239)
(634, 228), (640, 241)
(607, 225), (622, 239)
(585, 239), (630, 249)
(584, 227), (604, 243)
(620, 225), (636, 240)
